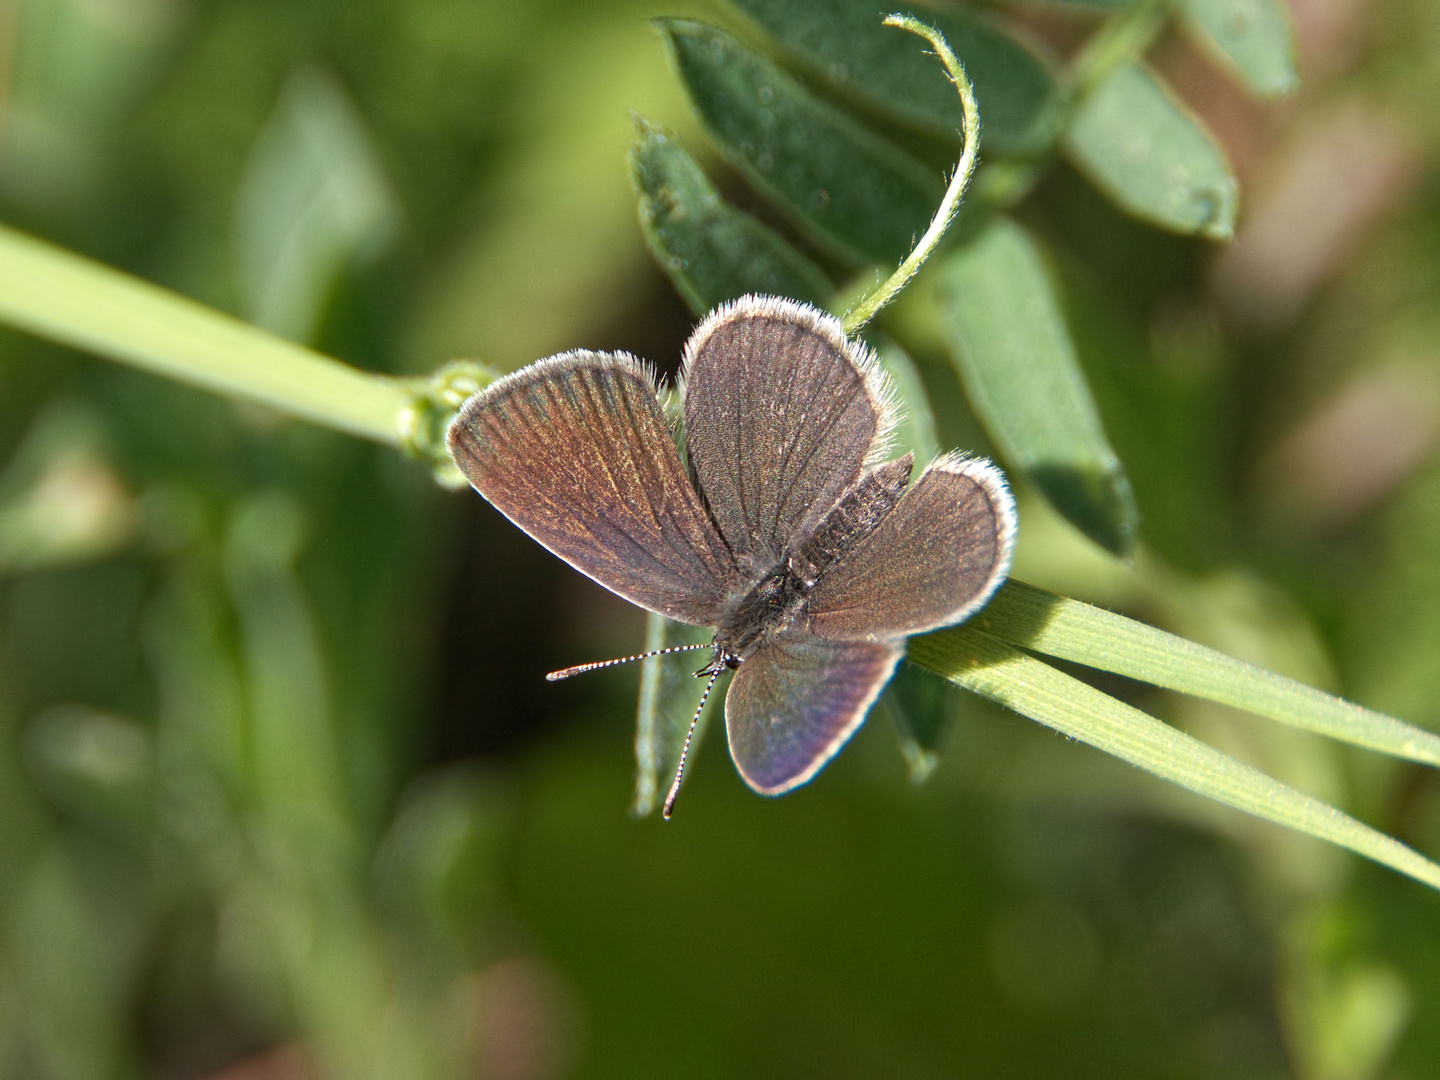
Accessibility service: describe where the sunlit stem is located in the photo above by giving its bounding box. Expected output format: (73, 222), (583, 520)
(663, 666), (723, 820)
(0, 224), (410, 444)
(840, 15), (982, 338)
(0, 225), (500, 483)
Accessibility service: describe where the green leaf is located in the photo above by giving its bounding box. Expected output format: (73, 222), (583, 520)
(1052, 256), (1232, 572)
(882, 661), (955, 784)
(722, 0), (1059, 155)
(1174, 0), (1298, 98)
(1062, 61), (1238, 239)
(633, 613), (715, 818)
(933, 217), (1138, 555)
(235, 67), (399, 343)
(657, 18), (943, 266)
(224, 491), (350, 840)
(908, 626), (1440, 893)
(974, 580), (1440, 769)
(629, 116), (833, 313)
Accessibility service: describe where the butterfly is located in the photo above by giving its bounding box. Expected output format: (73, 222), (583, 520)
(446, 295), (1016, 815)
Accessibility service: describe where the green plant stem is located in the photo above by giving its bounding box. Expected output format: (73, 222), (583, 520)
(1068, 0), (1168, 96)
(841, 15), (980, 337)
(0, 225), (409, 444)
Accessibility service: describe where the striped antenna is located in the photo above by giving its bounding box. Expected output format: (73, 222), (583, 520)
(545, 642), (710, 682)
(662, 666), (723, 820)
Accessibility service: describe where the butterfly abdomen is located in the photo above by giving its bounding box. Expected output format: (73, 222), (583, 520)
(789, 453), (914, 587)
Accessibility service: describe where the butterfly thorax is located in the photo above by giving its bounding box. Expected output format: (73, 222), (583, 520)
(706, 453), (916, 673)
(711, 564), (809, 668)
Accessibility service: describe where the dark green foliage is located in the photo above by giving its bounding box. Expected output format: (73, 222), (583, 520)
(629, 117), (833, 312)
(657, 18), (943, 266)
(723, 0), (1061, 154)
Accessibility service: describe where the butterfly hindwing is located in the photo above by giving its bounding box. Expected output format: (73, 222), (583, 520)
(805, 454), (1016, 640)
(680, 297), (894, 573)
(725, 632), (904, 795)
(447, 352), (735, 625)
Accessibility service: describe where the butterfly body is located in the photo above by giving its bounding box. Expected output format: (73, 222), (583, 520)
(447, 295), (1016, 800)
(706, 450), (916, 672)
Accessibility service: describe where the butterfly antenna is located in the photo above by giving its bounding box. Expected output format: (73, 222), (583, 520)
(662, 666), (723, 821)
(545, 643), (709, 682)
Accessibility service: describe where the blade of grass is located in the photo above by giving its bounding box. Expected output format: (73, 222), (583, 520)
(972, 580), (1440, 768)
(633, 612), (714, 817)
(0, 224), (408, 444)
(909, 625), (1440, 892)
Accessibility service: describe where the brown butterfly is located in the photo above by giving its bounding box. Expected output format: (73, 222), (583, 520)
(448, 296), (1015, 814)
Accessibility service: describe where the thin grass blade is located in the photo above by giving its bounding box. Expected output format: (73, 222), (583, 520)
(971, 580), (1440, 768)
(633, 613), (714, 817)
(909, 625), (1440, 892)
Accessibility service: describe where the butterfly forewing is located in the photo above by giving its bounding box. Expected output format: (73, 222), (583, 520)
(681, 297), (893, 572)
(805, 455), (1016, 640)
(726, 632), (904, 795)
(447, 352), (735, 625)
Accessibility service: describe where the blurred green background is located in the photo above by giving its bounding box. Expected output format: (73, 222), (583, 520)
(1, 0), (1439, 1077)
